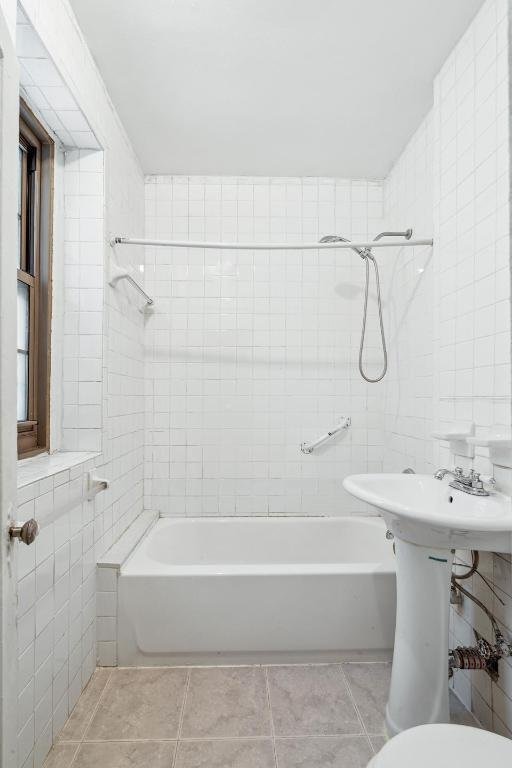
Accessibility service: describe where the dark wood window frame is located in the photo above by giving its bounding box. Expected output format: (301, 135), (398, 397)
(17, 101), (54, 458)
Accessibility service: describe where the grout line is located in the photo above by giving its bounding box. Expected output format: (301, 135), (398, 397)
(61, 734), (375, 743)
(337, 664), (374, 752)
(264, 667), (279, 768)
(54, 661), (399, 761)
(81, 669), (115, 737)
(43, 742), (81, 768)
(66, 668), (113, 766)
(112, 659), (393, 671)
(172, 668), (191, 768)
(68, 743), (80, 765)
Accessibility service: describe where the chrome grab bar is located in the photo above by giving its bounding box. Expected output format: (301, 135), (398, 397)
(301, 416), (351, 454)
(109, 262), (153, 306)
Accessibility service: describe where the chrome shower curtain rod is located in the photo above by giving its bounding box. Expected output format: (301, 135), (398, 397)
(110, 236), (433, 251)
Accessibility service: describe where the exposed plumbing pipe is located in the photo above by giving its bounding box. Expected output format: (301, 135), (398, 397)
(452, 549), (479, 579)
(449, 553), (512, 680)
(452, 579), (502, 637)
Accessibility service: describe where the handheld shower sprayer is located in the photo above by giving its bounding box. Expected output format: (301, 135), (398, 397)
(319, 229), (413, 383)
(318, 234), (371, 259)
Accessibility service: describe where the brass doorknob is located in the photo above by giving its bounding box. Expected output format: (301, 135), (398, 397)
(9, 518), (39, 545)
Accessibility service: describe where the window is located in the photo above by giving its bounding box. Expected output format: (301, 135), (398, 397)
(17, 103), (53, 458)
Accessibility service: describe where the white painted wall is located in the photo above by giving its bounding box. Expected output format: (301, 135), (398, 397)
(382, 0), (512, 736)
(0, 0), (16, 40)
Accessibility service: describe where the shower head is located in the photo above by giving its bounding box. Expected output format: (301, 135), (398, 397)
(318, 235), (347, 243)
(318, 234), (369, 258)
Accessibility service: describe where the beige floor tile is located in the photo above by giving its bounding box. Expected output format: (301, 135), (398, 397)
(275, 736), (373, 768)
(43, 743), (79, 768)
(73, 741), (175, 768)
(181, 667), (272, 738)
(58, 668), (112, 741)
(85, 667), (188, 740)
(342, 663), (391, 735)
(267, 665), (362, 737)
(175, 739), (275, 768)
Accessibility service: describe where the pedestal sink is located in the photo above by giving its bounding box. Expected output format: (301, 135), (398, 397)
(343, 473), (512, 736)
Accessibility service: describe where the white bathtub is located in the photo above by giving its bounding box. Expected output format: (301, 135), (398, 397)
(118, 516), (396, 665)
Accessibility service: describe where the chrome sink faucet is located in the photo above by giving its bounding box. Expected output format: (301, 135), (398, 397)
(434, 467), (496, 496)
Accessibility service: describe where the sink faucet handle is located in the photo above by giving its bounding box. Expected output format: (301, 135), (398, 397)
(479, 474), (497, 488)
(454, 466), (464, 477)
(468, 470), (484, 490)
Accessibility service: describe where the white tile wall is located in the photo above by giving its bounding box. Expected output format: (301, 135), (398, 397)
(382, 0), (512, 737)
(62, 149), (105, 452)
(17, 6), (99, 149)
(15, 443), (146, 768)
(95, 510), (157, 667)
(15, 458), (98, 768)
(382, 115), (435, 473)
(14, 1), (146, 766)
(16, 0), (147, 549)
(144, 176), (385, 516)
(434, 0), (512, 737)
(432, 0), (511, 474)
(96, 566), (117, 668)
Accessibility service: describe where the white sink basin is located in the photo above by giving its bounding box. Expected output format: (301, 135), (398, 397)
(343, 472), (512, 737)
(343, 473), (512, 553)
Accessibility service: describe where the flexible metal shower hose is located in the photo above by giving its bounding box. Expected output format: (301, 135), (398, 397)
(359, 252), (387, 383)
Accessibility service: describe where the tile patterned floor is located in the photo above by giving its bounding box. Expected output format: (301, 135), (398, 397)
(44, 663), (478, 768)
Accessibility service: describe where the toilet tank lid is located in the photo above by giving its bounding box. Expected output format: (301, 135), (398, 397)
(373, 724), (512, 767)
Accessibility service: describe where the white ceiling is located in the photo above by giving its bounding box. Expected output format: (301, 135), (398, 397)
(69, 0), (484, 178)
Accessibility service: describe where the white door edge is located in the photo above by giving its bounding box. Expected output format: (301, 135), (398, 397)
(0, 7), (20, 768)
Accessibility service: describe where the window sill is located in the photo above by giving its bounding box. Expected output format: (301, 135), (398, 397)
(17, 450), (101, 489)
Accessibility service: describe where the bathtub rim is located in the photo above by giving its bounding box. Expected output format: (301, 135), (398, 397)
(120, 514), (395, 577)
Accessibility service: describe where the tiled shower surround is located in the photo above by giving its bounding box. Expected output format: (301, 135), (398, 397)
(144, 176), (386, 516)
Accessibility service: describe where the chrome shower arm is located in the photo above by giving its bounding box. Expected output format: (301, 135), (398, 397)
(373, 229), (412, 242)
